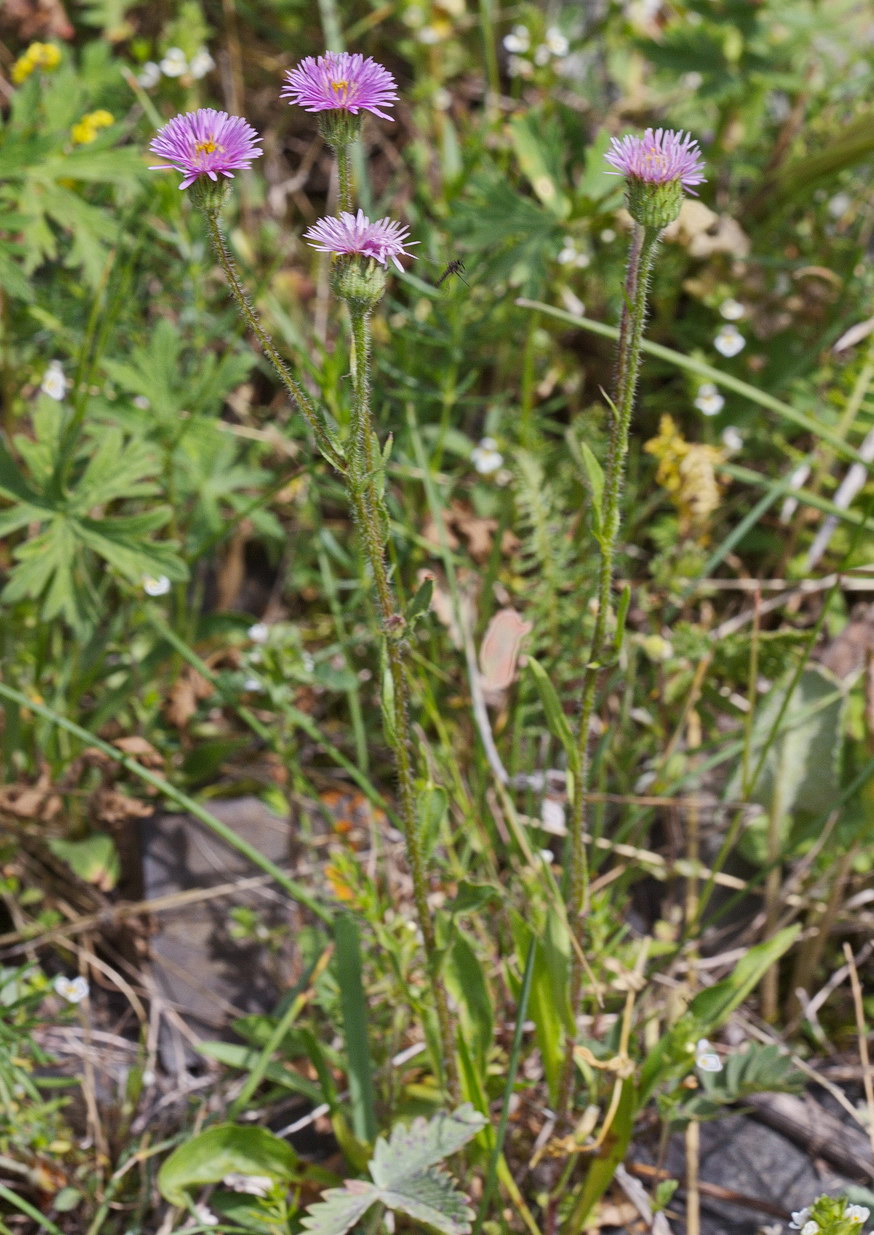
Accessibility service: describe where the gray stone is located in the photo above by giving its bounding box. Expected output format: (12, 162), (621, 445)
(140, 797), (297, 1072)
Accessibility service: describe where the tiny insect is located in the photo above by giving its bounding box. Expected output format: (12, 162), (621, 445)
(436, 259), (469, 288)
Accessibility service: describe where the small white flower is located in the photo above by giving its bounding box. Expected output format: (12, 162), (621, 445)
(243, 676), (262, 692)
(600, 228), (616, 243)
(188, 48), (215, 79)
(432, 87), (452, 111)
(142, 575), (171, 597)
(417, 25), (441, 44)
(159, 47), (188, 77)
(137, 61), (161, 88)
(544, 26), (569, 56)
(192, 1204), (219, 1227)
(132, 394), (151, 409)
(40, 360), (68, 401)
(845, 1205), (870, 1225)
(828, 192), (852, 218)
(694, 382), (725, 416)
(471, 437), (504, 476)
(714, 324), (745, 357)
(533, 44), (551, 66)
(53, 975), (89, 1004)
(789, 1209), (811, 1230)
(719, 297), (745, 321)
(721, 426), (743, 452)
(694, 1038), (723, 1072)
(503, 24), (531, 53)
(507, 54), (533, 78)
(800, 1222), (819, 1235)
(222, 1173), (273, 1197)
(248, 622), (270, 644)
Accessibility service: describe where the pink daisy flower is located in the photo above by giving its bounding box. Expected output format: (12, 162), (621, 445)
(282, 52), (398, 121)
(149, 108), (262, 190)
(304, 210), (417, 272)
(605, 127), (705, 194)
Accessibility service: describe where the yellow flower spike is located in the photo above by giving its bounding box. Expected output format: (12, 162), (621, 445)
(644, 414), (726, 542)
(70, 112), (113, 145)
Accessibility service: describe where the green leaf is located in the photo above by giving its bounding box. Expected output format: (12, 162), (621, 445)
(726, 666), (845, 862)
(418, 781), (448, 861)
(381, 1168), (475, 1235)
(575, 438), (605, 539)
(334, 913), (376, 1143)
(157, 1124), (300, 1207)
(614, 585), (631, 652)
(299, 1181), (377, 1235)
(407, 575), (434, 625)
(526, 657), (580, 777)
(369, 1106), (486, 1187)
(47, 833), (119, 891)
(443, 929), (493, 1069)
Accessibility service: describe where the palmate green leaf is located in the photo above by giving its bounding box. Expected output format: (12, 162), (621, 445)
(77, 515), (187, 584)
(381, 1168), (475, 1235)
(301, 1108), (485, 1235)
(71, 430), (161, 509)
(299, 1181), (376, 1235)
(369, 1106), (486, 1187)
(3, 519), (90, 627)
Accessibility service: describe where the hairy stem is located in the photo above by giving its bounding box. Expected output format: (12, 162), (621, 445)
(336, 143), (354, 214)
(204, 208), (345, 474)
(346, 302), (460, 1103)
(557, 222), (661, 1124)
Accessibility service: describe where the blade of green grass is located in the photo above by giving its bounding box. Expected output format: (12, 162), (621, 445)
(334, 912), (377, 1143)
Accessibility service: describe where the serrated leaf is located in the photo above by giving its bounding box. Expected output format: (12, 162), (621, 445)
(299, 1181), (376, 1235)
(369, 1106), (486, 1189)
(381, 1167), (475, 1235)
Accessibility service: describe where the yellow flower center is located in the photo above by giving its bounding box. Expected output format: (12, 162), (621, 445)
(330, 78), (352, 101)
(194, 138), (220, 155)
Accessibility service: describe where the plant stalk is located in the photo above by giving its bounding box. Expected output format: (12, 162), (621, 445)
(557, 222), (661, 1124)
(204, 208), (345, 474)
(346, 302), (460, 1103)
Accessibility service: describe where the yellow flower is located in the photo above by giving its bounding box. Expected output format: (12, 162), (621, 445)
(70, 109), (114, 145)
(644, 414), (726, 542)
(11, 42), (61, 84)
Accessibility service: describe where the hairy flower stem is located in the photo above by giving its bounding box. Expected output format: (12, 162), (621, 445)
(346, 303), (460, 1104)
(204, 209), (345, 473)
(557, 222), (661, 1125)
(336, 144), (354, 213)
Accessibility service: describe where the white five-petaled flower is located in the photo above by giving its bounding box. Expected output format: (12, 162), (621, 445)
(471, 437), (504, 476)
(41, 360), (68, 401)
(159, 47), (188, 77)
(53, 974), (89, 1003)
(694, 382), (725, 416)
(137, 61), (161, 88)
(789, 1210), (812, 1231)
(721, 426), (743, 452)
(694, 1038), (723, 1072)
(502, 24), (531, 53)
(188, 48), (215, 79)
(800, 1222), (819, 1235)
(714, 324), (745, 357)
(720, 297), (745, 320)
(845, 1205), (871, 1225)
(142, 575), (171, 597)
(247, 622), (270, 644)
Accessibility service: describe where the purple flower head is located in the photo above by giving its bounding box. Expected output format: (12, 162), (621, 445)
(282, 52), (398, 121)
(605, 127), (705, 194)
(304, 209), (417, 272)
(149, 108), (262, 190)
